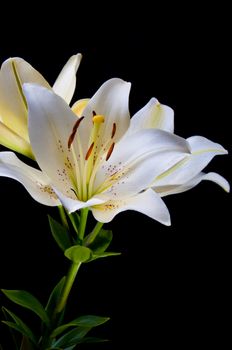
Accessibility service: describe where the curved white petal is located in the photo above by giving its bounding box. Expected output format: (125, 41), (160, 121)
(53, 187), (105, 213)
(23, 83), (78, 195)
(78, 78), (131, 154)
(92, 188), (171, 225)
(93, 129), (190, 197)
(0, 152), (59, 206)
(154, 136), (228, 187)
(156, 172), (230, 196)
(128, 98), (174, 135)
(53, 54), (82, 104)
(0, 57), (51, 140)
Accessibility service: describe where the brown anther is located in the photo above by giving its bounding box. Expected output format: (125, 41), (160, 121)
(85, 142), (95, 160)
(111, 122), (116, 139)
(92, 110), (96, 116)
(68, 116), (85, 149)
(106, 142), (115, 161)
(71, 188), (78, 198)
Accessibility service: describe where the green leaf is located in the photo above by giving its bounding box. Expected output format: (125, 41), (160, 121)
(64, 245), (92, 263)
(1, 289), (50, 326)
(2, 322), (33, 343)
(78, 336), (108, 343)
(53, 327), (91, 347)
(90, 252), (121, 261)
(48, 215), (72, 251)
(85, 229), (113, 253)
(51, 315), (110, 338)
(45, 276), (66, 320)
(2, 308), (37, 344)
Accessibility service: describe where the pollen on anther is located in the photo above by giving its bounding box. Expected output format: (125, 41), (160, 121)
(68, 116), (85, 149)
(111, 123), (116, 138)
(85, 142), (95, 160)
(106, 142), (115, 161)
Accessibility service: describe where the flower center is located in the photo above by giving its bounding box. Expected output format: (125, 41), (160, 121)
(68, 111), (117, 201)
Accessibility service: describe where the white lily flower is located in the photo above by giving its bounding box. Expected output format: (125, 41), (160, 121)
(0, 54), (82, 158)
(126, 97), (230, 195)
(0, 80), (193, 225)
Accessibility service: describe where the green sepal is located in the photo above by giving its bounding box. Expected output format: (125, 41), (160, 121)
(51, 315), (110, 338)
(1, 289), (50, 327)
(1, 307), (37, 344)
(48, 215), (72, 251)
(64, 245), (92, 263)
(84, 229), (113, 253)
(89, 252), (121, 261)
(53, 327), (91, 347)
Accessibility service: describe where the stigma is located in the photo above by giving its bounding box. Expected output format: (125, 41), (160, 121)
(92, 114), (105, 124)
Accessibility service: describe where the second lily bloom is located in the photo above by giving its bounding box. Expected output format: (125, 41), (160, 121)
(0, 54), (82, 158)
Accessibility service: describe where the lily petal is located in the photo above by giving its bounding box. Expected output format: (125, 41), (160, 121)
(154, 136), (228, 187)
(0, 57), (51, 140)
(128, 98), (174, 135)
(0, 152), (59, 206)
(155, 171), (230, 196)
(93, 129), (190, 197)
(23, 83), (78, 195)
(53, 54), (82, 104)
(92, 188), (171, 225)
(53, 187), (106, 213)
(79, 78), (131, 154)
(0, 121), (33, 159)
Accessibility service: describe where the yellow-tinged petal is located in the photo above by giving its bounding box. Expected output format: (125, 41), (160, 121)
(72, 98), (89, 117)
(0, 57), (51, 141)
(0, 121), (34, 159)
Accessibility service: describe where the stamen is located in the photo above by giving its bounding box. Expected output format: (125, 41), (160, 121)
(92, 114), (105, 123)
(106, 142), (115, 161)
(68, 116), (85, 149)
(71, 188), (78, 198)
(85, 142), (95, 160)
(111, 122), (116, 138)
(92, 110), (96, 116)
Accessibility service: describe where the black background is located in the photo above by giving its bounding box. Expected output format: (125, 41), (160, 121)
(0, 5), (231, 349)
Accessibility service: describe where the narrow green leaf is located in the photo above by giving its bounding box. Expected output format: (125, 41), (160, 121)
(78, 336), (109, 343)
(64, 245), (92, 263)
(90, 252), (121, 261)
(45, 276), (66, 319)
(53, 327), (91, 347)
(2, 307), (19, 350)
(84, 229), (113, 253)
(48, 215), (72, 251)
(1, 289), (50, 326)
(2, 308), (37, 344)
(2, 322), (31, 342)
(51, 315), (110, 338)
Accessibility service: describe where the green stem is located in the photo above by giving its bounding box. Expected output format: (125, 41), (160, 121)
(55, 262), (81, 315)
(58, 206), (69, 229)
(85, 221), (104, 245)
(78, 208), (89, 241)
